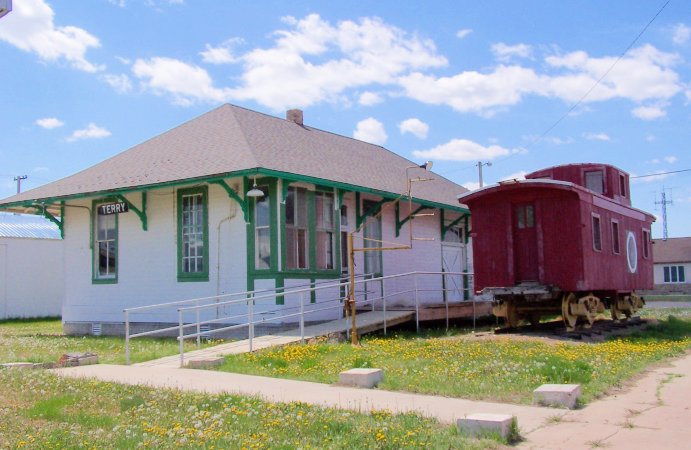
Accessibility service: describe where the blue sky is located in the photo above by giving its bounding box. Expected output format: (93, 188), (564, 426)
(1, 0), (689, 238)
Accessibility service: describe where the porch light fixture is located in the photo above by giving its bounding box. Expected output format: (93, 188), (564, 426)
(246, 177), (264, 198)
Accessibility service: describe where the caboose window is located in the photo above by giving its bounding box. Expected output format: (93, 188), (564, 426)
(619, 173), (627, 198)
(516, 204), (534, 229)
(585, 170), (604, 194)
(592, 214), (602, 251)
(611, 220), (620, 254)
(642, 229), (651, 259)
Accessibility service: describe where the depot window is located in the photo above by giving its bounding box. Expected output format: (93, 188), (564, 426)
(93, 201), (118, 283)
(284, 185), (337, 272)
(177, 186), (209, 281)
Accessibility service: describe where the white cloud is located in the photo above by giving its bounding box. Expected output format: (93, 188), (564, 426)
(664, 155), (678, 164)
(353, 118), (387, 145)
(646, 134), (656, 142)
(0, 0), (103, 72)
(66, 123), (111, 142)
(400, 44), (682, 118)
(398, 118), (429, 139)
(132, 57), (232, 106)
(583, 132), (610, 141)
(226, 14), (448, 111)
(36, 117), (64, 129)
(631, 104), (667, 120)
(358, 91), (383, 106)
(200, 39), (243, 64)
(499, 171), (527, 181)
(456, 29), (473, 39)
(412, 138), (512, 162)
(115, 56), (131, 65)
(461, 181), (480, 191)
(545, 45), (680, 104)
(491, 42), (533, 61)
(523, 134), (573, 146)
(101, 73), (132, 93)
(399, 65), (544, 115)
(672, 23), (691, 45)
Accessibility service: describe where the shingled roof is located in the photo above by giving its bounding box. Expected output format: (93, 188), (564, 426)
(0, 104), (468, 212)
(652, 237), (691, 264)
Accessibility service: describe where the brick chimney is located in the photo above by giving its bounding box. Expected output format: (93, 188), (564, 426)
(286, 109), (303, 126)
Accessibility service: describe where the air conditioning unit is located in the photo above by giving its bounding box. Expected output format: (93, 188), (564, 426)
(0, 0), (12, 19)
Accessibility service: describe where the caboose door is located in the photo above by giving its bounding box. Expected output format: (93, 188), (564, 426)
(513, 203), (539, 282)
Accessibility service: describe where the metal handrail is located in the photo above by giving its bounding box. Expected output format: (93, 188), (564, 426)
(124, 271), (475, 365)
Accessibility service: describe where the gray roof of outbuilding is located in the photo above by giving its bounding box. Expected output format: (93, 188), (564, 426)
(652, 237), (691, 264)
(0, 104), (468, 211)
(0, 213), (61, 239)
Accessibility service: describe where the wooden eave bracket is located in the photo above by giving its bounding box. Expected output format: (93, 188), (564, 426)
(210, 179), (249, 222)
(395, 203), (434, 237)
(440, 211), (469, 238)
(114, 192), (147, 230)
(42, 203), (65, 239)
(355, 193), (393, 230)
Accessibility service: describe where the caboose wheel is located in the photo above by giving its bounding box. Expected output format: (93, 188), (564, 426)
(561, 293), (578, 331)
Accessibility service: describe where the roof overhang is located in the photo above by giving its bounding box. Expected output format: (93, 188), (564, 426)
(1, 167), (469, 216)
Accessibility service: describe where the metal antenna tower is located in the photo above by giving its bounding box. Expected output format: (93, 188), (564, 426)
(654, 188), (673, 240)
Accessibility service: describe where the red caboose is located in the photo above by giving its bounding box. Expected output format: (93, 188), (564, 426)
(458, 163), (655, 330)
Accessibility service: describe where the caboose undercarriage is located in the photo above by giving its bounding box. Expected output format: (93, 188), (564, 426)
(486, 283), (645, 331)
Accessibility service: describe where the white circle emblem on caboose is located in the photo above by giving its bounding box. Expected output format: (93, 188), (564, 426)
(626, 231), (638, 273)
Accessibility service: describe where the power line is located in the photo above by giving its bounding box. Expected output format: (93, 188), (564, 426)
(631, 168), (691, 179)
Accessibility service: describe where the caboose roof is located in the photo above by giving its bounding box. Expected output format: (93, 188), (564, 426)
(652, 237), (691, 264)
(458, 178), (654, 221)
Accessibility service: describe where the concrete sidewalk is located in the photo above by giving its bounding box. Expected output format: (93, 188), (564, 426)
(518, 350), (691, 449)
(55, 350), (691, 449)
(55, 363), (559, 435)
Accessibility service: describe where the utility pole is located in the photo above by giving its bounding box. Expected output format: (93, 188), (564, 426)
(476, 161), (491, 188)
(655, 188), (673, 240)
(14, 175), (27, 194)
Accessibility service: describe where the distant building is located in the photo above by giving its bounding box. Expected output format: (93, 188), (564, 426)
(0, 212), (64, 319)
(0, 104), (470, 334)
(651, 237), (691, 294)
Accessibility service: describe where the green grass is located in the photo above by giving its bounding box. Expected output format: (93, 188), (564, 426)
(643, 294), (691, 302)
(0, 318), (222, 365)
(216, 312), (691, 405)
(0, 368), (497, 449)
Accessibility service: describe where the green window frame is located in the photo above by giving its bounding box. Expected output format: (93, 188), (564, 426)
(92, 199), (118, 284)
(177, 186), (209, 282)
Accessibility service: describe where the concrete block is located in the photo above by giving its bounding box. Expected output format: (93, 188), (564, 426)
(457, 413), (515, 440)
(533, 383), (581, 409)
(59, 352), (98, 367)
(1, 362), (36, 369)
(339, 368), (384, 388)
(186, 357), (224, 369)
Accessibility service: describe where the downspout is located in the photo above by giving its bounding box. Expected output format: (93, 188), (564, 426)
(216, 203), (237, 318)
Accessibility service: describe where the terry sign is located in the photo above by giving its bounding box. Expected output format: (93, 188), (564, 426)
(98, 201), (129, 216)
